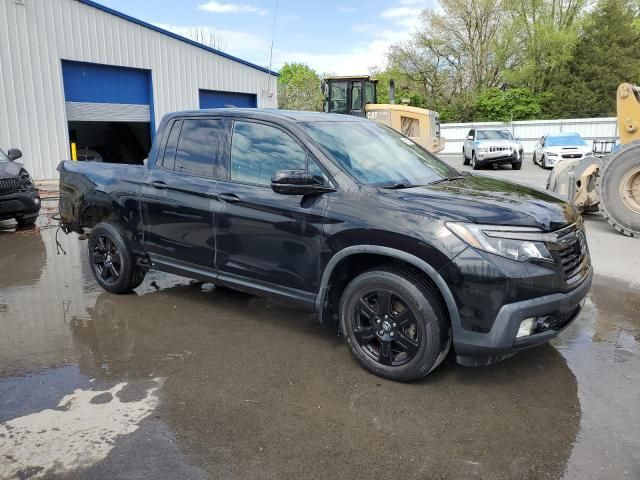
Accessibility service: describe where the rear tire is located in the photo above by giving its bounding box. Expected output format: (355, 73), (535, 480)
(533, 152), (537, 165)
(339, 266), (450, 382)
(88, 222), (146, 293)
(597, 141), (640, 237)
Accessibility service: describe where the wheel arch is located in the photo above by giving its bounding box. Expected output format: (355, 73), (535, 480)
(316, 245), (461, 330)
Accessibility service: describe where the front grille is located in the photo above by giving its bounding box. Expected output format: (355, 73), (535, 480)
(556, 226), (587, 280)
(0, 177), (19, 194)
(561, 153), (582, 159)
(489, 146), (510, 152)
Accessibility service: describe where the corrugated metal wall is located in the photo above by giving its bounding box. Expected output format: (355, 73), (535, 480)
(440, 117), (618, 155)
(0, 0), (278, 179)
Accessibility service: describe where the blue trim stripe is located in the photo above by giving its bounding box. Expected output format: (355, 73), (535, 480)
(76, 0), (279, 77)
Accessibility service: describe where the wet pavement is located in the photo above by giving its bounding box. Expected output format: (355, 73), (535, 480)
(1, 195), (639, 479)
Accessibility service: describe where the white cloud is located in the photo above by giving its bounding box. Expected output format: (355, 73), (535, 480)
(198, 1), (268, 15)
(381, 6), (423, 18)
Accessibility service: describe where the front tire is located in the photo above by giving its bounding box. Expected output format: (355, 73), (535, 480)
(463, 148), (470, 165)
(88, 222), (146, 293)
(512, 161), (522, 170)
(471, 152), (481, 170)
(339, 267), (450, 382)
(542, 155), (548, 169)
(533, 152), (537, 165)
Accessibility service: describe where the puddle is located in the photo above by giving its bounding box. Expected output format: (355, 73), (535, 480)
(0, 210), (637, 479)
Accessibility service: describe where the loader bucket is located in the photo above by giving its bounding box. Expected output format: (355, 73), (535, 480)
(547, 156), (602, 213)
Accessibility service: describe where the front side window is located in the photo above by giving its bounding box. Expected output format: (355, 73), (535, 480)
(303, 121), (457, 187)
(174, 119), (223, 177)
(230, 121), (308, 185)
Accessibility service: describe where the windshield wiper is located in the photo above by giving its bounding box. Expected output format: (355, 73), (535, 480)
(428, 176), (465, 185)
(381, 183), (422, 190)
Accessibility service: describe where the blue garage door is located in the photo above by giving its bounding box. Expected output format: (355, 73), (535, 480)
(62, 60), (152, 124)
(199, 89), (257, 109)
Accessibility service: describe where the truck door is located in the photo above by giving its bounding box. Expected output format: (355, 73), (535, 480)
(140, 117), (223, 270)
(213, 119), (329, 295)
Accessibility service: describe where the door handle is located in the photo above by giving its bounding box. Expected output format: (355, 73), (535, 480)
(150, 180), (168, 190)
(217, 192), (240, 203)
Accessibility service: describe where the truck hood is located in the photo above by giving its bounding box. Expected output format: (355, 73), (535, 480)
(381, 175), (577, 231)
(0, 161), (23, 179)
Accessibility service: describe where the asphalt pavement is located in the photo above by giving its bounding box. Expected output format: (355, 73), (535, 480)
(0, 163), (639, 480)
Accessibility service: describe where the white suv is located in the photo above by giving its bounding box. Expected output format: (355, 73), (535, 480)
(463, 128), (524, 170)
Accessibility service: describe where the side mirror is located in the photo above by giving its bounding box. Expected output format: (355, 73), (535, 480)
(271, 169), (334, 196)
(466, 135), (474, 140)
(7, 148), (22, 161)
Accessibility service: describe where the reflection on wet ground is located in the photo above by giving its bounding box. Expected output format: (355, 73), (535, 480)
(0, 208), (639, 479)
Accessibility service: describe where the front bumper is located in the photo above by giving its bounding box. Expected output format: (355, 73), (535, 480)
(0, 189), (41, 220)
(544, 154), (585, 168)
(476, 149), (523, 165)
(452, 266), (592, 365)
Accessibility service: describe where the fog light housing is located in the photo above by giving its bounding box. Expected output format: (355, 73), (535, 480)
(34, 197), (40, 205)
(516, 318), (535, 338)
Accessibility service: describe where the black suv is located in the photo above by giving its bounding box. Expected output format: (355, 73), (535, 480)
(0, 148), (41, 226)
(58, 110), (592, 381)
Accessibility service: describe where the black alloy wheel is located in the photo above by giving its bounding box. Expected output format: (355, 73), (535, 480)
(340, 267), (450, 381)
(353, 289), (421, 367)
(92, 234), (122, 284)
(88, 222), (146, 293)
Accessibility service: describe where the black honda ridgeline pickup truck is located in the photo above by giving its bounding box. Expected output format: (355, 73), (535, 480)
(58, 110), (592, 381)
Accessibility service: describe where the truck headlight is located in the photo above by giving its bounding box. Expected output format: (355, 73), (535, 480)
(446, 222), (553, 262)
(477, 146), (488, 153)
(546, 152), (558, 157)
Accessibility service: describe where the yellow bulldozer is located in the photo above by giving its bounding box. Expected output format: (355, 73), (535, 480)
(321, 76), (445, 153)
(548, 83), (640, 237)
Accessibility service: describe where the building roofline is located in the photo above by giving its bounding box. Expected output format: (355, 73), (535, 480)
(76, 0), (279, 77)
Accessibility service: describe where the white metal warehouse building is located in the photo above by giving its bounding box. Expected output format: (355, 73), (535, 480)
(0, 0), (278, 179)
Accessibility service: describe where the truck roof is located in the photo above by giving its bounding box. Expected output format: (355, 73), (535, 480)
(164, 108), (366, 124)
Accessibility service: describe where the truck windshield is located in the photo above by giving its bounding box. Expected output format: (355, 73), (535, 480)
(0, 149), (10, 162)
(477, 130), (513, 140)
(303, 121), (458, 187)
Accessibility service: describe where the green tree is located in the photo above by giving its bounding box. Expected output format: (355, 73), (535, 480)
(545, 0), (640, 117)
(504, 0), (587, 93)
(474, 87), (547, 121)
(278, 63), (324, 111)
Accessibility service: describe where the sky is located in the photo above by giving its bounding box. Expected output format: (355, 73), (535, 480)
(95, 0), (434, 75)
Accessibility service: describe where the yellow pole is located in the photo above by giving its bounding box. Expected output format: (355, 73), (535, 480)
(71, 142), (77, 161)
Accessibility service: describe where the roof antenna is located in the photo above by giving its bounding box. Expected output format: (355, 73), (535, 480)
(268, 0), (279, 103)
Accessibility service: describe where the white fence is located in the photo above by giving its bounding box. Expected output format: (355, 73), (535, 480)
(440, 117), (618, 155)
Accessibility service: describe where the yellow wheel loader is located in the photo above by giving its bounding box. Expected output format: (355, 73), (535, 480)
(548, 83), (640, 237)
(322, 76), (445, 153)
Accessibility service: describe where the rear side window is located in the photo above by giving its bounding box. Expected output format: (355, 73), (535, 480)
(230, 121), (308, 185)
(161, 120), (182, 170)
(173, 119), (223, 177)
